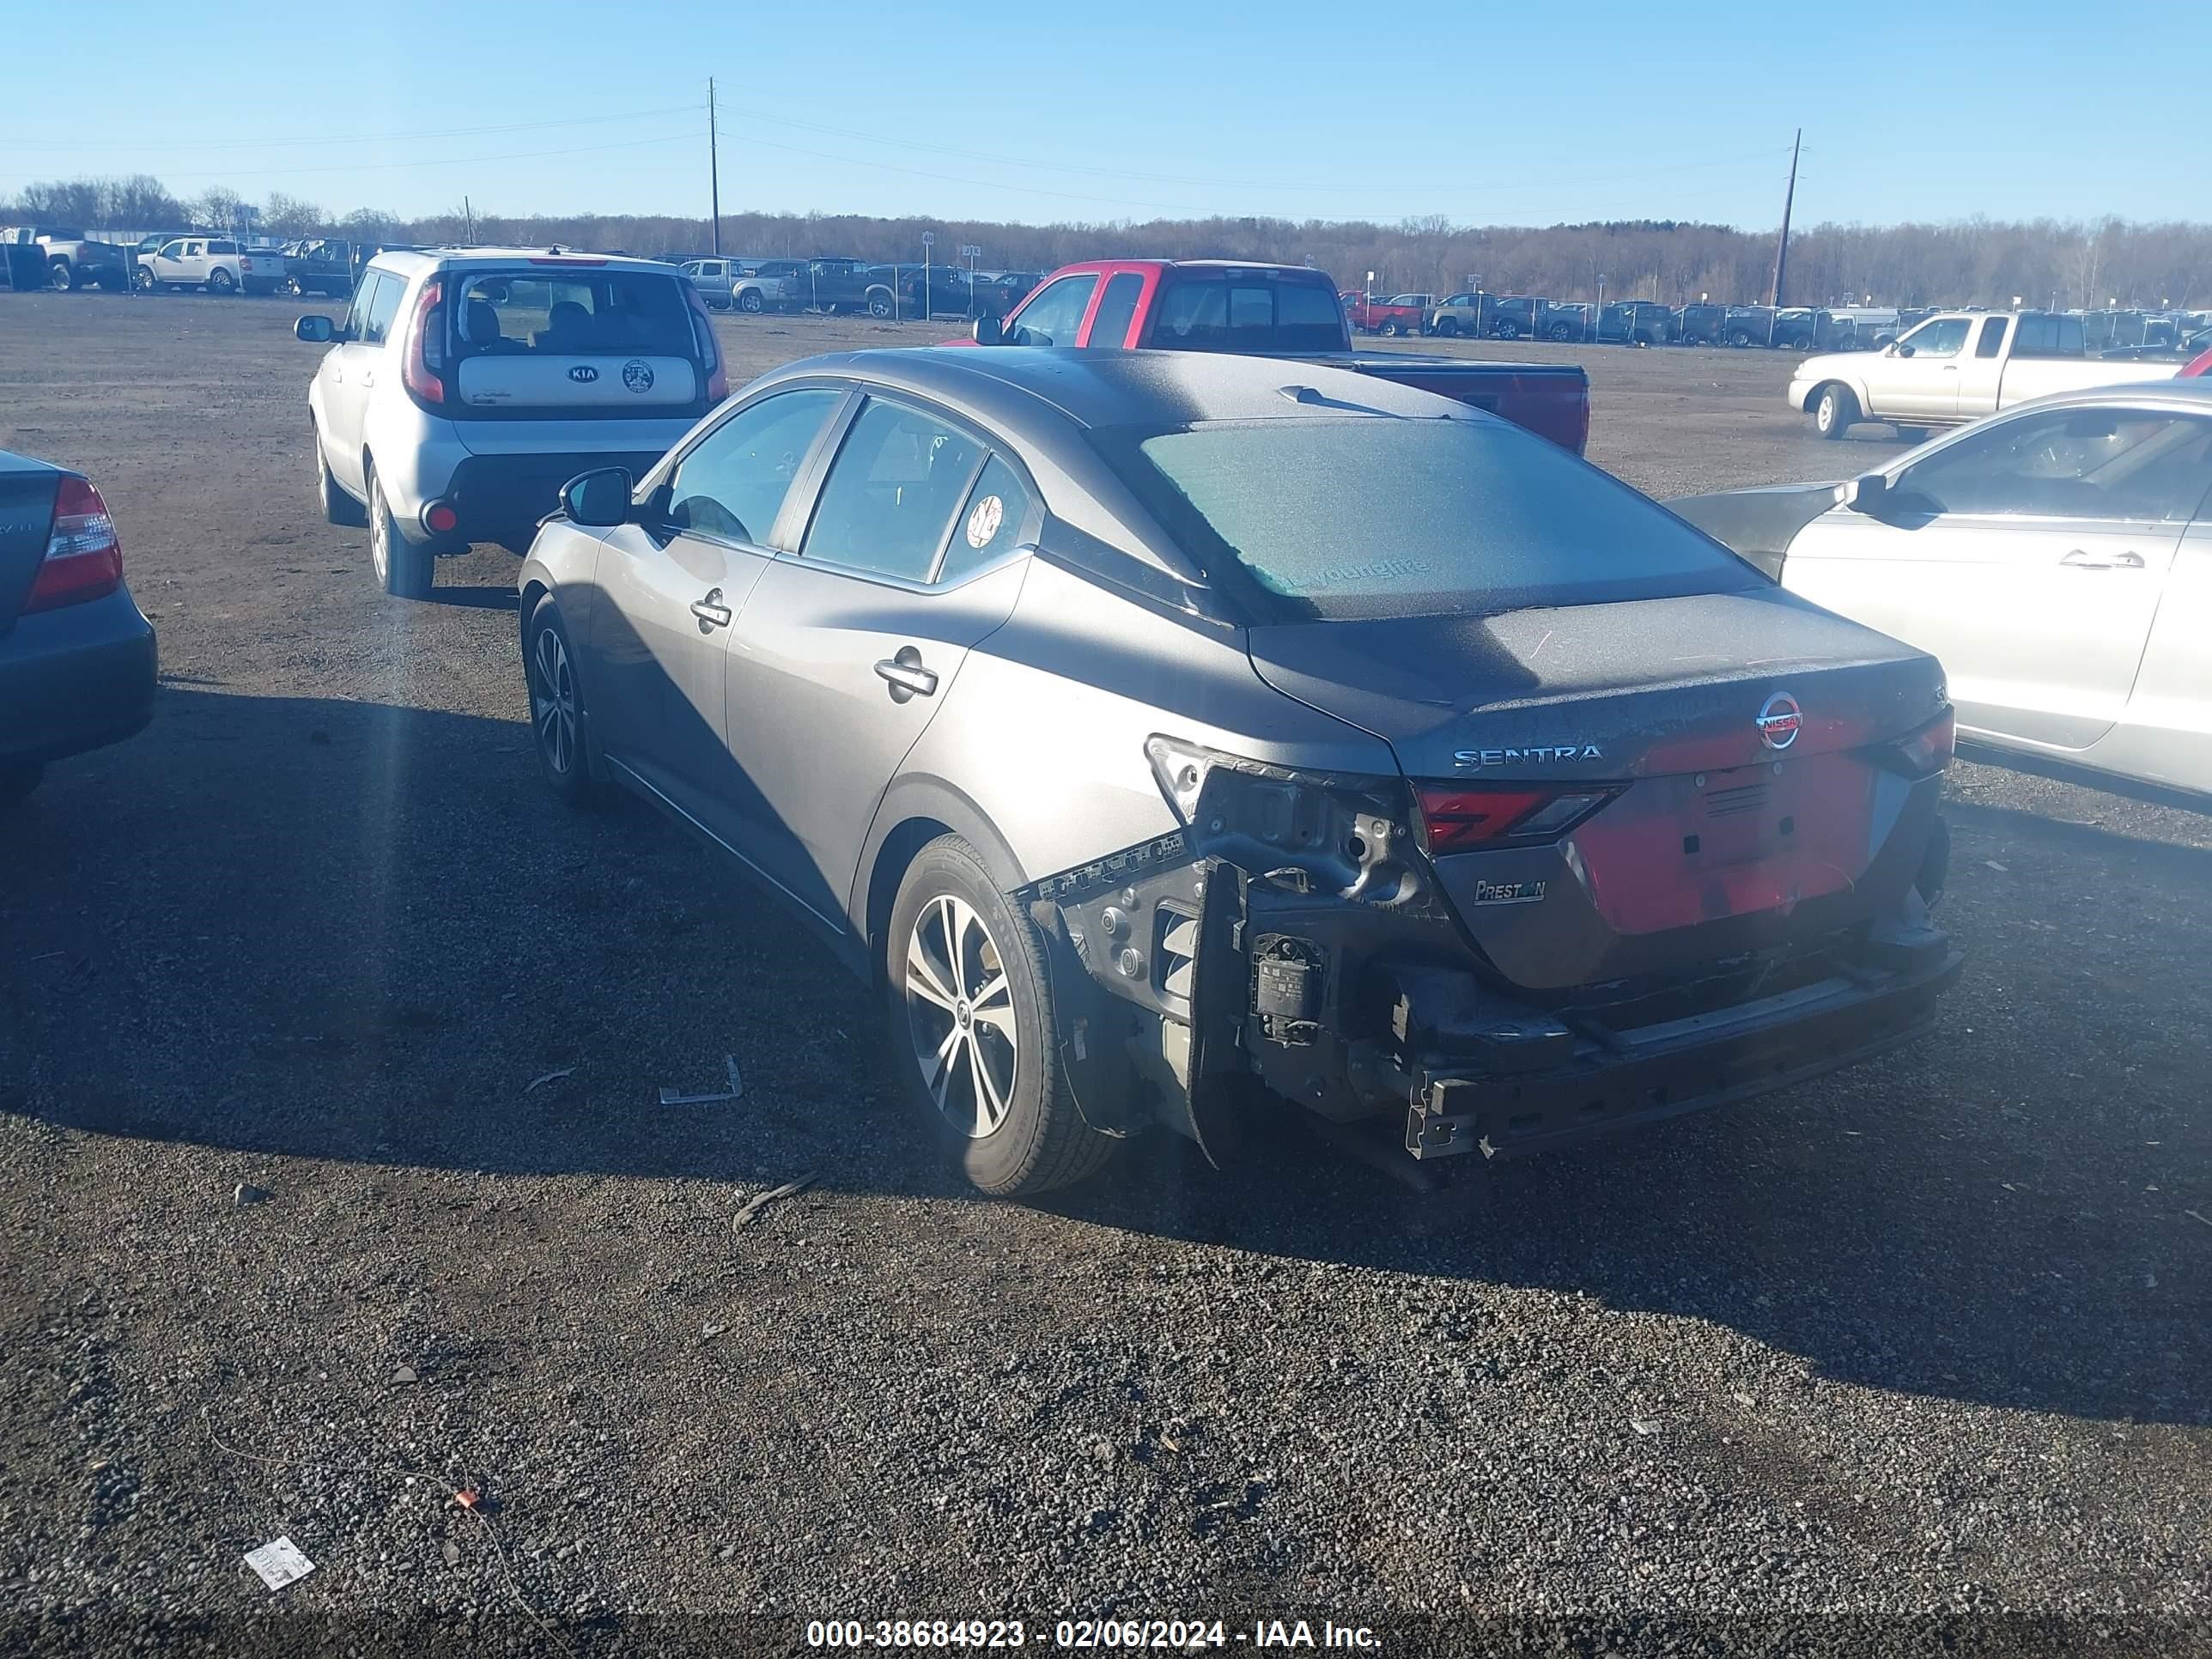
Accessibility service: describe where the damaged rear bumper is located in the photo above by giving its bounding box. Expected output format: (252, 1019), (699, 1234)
(1392, 940), (1963, 1160)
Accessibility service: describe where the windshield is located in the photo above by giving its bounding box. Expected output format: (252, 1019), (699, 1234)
(1095, 416), (1759, 621)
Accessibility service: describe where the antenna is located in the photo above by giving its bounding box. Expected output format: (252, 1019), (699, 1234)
(1771, 129), (1801, 308)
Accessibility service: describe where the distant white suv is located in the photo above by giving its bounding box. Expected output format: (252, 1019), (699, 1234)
(295, 246), (728, 595)
(135, 236), (281, 296)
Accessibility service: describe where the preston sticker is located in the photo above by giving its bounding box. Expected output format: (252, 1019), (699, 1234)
(964, 494), (1004, 550)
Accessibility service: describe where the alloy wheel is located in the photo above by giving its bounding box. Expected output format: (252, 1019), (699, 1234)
(903, 894), (1018, 1139)
(369, 490), (390, 585)
(532, 626), (578, 775)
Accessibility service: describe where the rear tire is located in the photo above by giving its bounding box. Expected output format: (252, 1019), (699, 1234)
(0, 762), (44, 807)
(1493, 320), (1520, 340)
(1548, 322), (1574, 341)
(884, 836), (1121, 1198)
(208, 268), (235, 295)
(525, 596), (603, 806)
(1813, 382), (1859, 440)
(315, 428), (368, 527)
(366, 463), (434, 598)
(1377, 319), (1401, 337)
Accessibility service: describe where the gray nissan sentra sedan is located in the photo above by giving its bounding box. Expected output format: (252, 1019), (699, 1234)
(518, 348), (1962, 1197)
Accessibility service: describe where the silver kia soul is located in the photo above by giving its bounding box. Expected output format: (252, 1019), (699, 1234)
(295, 246), (726, 596)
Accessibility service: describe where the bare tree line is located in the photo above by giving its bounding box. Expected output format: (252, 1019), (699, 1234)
(6, 173), (2206, 309)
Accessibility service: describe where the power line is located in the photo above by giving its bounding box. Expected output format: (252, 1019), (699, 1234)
(0, 103), (701, 156)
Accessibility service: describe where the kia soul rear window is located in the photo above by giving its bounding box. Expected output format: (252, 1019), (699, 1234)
(453, 272), (694, 358)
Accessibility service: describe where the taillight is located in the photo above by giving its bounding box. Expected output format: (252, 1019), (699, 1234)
(1878, 708), (1956, 778)
(1414, 783), (1615, 854)
(23, 476), (123, 614)
(684, 283), (728, 402)
(403, 278), (446, 406)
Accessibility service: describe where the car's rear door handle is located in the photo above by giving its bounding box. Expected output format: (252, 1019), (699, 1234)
(874, 647), (939, 702)
(2061, 549), (2144, 569)
(690, 587), (732, 631)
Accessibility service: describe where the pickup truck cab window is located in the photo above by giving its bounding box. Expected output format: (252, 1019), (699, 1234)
(1894, 408), (2212, 520)
(802, 398), (987, 582)
(1151, 277), (1343, 351)
(1008, 275), (1097, 346)
(1974, 317), (2009, 358)
(1088, 273), (1145, 349)
(1898, 317), (1969, 358)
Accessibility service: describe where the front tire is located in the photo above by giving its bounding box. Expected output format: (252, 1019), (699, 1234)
(738, 289), (764, 313)
(1377, 319), (1401, 337)
(48, 260), (75, 292)
(1493, 320), (1521, 341)
(366, 463), (434, 598)
(525, 597), (603, 805)
(867, 291), (895, 319)
(133, 266), (154, 292)
(1814, 383), (1860, 440)
(314, 427), (368, 527)
(885, 836), (1121, 1198)
(1435, 316), (1459, 337)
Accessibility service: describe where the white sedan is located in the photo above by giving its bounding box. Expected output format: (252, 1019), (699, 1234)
(1671, 381), (2212, 797)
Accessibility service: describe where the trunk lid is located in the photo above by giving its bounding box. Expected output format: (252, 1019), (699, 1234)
(0, 454), (59, 637)
(1247, 589), (1948, 990)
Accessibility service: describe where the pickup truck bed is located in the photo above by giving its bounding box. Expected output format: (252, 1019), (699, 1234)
(969, 259), (1591, 453)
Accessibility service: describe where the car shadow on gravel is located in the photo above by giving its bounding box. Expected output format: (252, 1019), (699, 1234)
(5, 689), (2207, 1431)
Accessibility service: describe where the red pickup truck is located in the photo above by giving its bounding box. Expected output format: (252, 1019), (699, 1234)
(1340, 289), (1431, 337)
(962, 260), (1589, 453)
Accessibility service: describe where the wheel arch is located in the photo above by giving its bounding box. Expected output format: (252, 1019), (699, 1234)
(854, 775), (1030, 975)
(1803, 374), (1868, 414)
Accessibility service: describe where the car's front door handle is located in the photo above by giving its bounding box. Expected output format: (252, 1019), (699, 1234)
(2061, 549), (2144, 569)
(690, 588), (732, 631)
(874, 647), (939, 703)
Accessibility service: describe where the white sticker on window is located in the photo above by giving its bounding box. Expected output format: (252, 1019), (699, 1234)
(964, 494), (1005, 550)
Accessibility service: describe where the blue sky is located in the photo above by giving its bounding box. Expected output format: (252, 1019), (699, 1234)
(6, 0), (2203, 229)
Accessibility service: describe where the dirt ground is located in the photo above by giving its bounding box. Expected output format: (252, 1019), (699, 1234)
(2, 290), (2209, 1657)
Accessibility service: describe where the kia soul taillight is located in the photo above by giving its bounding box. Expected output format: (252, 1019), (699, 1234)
(24, 476), (123, 614)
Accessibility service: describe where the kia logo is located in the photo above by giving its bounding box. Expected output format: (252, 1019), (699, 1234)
(568, 365), (599, 384)
(1757, 691), (1802, 750)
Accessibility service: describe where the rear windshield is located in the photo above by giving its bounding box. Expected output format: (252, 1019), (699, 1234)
(1093, 416), (1759, 622)
(1146, 276), (1345, 353)
(452, 270), (695, 357)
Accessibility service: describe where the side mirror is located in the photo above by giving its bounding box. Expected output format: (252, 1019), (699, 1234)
(1896, 343), (1915, 358)
(295, 314), (336, 343)
(560, 467), (635, 528)
(1839, 473), (1890, 515)
(971, 313), (1004, 346)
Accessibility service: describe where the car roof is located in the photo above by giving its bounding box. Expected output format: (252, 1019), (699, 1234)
(366, 246), (678, 277)
(748, 346), (1472, 434)
(2005, 378), (2212, 416)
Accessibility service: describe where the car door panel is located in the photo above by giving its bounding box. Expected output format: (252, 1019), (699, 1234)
(1784, 508), (2179, 750)
(2075, 518), (2212, 792)
(721, 556), (1028, 929)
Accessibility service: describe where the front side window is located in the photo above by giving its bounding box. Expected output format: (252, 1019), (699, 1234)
(450, 272), (692, 356)
(1095, 416), (1760, 622)
(344, 270), (385, 337)
(1894, 409), (2212, 521)
(1007, 275), (1097, 346)
(160, 240), (185, 259)
(1899, 317), (1970, 358)
(667, 387), (842, 544)
(803, 398), (985, 581)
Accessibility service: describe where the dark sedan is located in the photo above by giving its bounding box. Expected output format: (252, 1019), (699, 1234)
(516, 350), (1960, 1198)
(0, 452), (157, 805)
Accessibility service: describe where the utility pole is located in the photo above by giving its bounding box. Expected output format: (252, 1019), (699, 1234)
(708, 77), (722, 258)
(463, 196), (474, 242)
(1771, 127), (1801, 308)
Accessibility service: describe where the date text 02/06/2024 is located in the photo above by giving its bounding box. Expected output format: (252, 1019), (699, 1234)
(804, 1618), (1383, 1650)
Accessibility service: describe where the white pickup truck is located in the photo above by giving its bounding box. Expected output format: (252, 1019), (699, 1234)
(1791, 309), (2178, 438)
(134, 235), (283, 296)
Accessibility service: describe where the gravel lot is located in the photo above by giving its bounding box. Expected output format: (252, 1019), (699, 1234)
(3, 293), (2208, 1657)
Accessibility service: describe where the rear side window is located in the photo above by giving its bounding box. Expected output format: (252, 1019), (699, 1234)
(450, 271), (693, 357)
(803, 398), (985, 581)
(2013, 314), (2057, 357)
(1087, 272), (1145, 349)
(668, 388), (842, 545)
(1974, 318), (2008, 358)
(1095, 416), (1760, 622)
(1149, 278), (1343, 351)
(362, 274), (404, 346)
(937, 454), (1033, 585)
(209, 240), (238, 255)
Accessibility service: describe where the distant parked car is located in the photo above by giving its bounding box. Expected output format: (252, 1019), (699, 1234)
(134, 236), (280, 295)
(1, 226), (131, 291)
(682, 258), (795, 314)
(294, 246), (729, 595)
(1674, 303), (1728, 345)
(0, 450), (157, 806)
(281, 239), (362, 298)
(1599, 301), (1673, 345)
(1672, 381), (2212, 798)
